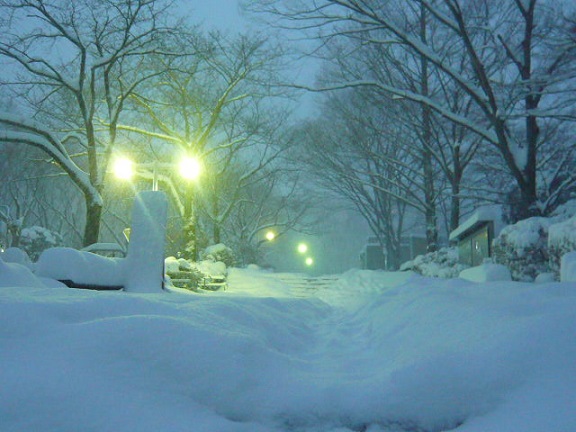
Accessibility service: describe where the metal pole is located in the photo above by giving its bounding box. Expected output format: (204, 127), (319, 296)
(152, 160), (158, 191)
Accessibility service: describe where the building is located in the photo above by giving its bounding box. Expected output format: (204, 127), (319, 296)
(360, 237), (387, 270)
(361, 235), (427, 270)
(449, 206), (505, 267)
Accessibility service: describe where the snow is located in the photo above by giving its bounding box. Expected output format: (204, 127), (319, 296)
(124, 191), (168, 293)
(204, 243), (229, 255)
(549, 214), (576, 246)
(196, 259), (227, 276)
(1, 247), (33, 268)
(1, 262), (576, 431)
(35, 247), (125, 286)
(449, 205), (504, 242)
(164, 256), (181, 274)
(497, 217), (551, 252)
(560, 251), (576, 282)
(459, 263), (512, 282)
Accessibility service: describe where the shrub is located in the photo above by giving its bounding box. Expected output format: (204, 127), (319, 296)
(200, 243), (236, 267)
(492, 217), (551, 281)
(400, 247), (468, 278)
(19, 226), (63, 262)
(548, 215), (576, 276)
(164, 256), (206, 291)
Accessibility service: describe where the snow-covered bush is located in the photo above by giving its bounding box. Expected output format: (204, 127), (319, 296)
(165, 256), (228, 291)
(200, 243), (236, 267)
(560, 251), (576, 282)
(19, 226), (63, 262)
(164, 256), (206, 291)
(492, 217), (551, 282)
(400, 247), (468, 278)
(459, 263), (512, 282)
(548, 215), (576, 276)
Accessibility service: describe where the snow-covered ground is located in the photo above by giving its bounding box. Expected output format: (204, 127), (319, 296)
(1, 263), (575, 432)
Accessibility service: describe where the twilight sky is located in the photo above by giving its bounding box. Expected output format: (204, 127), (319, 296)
(183, 0), (250, 32)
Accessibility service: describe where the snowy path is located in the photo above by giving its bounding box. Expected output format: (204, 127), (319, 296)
(1, 266), (575, 432)
(269, 273), (341, 297)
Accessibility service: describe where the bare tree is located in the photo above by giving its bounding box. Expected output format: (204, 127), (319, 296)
(292, 87), (428, 268)
(221, 165), (314, 266)
(114, 31), (297, 258)
(252, 0), (576, 221)
(0, 142), (84, 248)
(0, 0), (178, 245)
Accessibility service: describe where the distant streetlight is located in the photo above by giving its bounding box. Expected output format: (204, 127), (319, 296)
(305, 257), (314, 266)
(265, 230), (276, 241)
(297, 242), (308, 254)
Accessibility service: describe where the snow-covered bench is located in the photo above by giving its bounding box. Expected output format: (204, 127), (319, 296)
(35, 247), (125, 290)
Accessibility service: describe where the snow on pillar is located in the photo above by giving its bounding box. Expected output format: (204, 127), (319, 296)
(124, 191), (168, 293)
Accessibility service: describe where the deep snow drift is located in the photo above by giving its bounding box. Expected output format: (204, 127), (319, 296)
(1, 264), (575, 432)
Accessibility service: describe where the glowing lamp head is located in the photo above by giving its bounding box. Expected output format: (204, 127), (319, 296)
(297, 242), (308, 254)
(179, 157), (201, 180)
(113, 157), (134, 180)
(305, 257), (314, 266)
(265, 231), (276, 241)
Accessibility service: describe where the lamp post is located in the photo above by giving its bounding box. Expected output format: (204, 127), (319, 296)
(113, 154), (202, 255)
(112, 155), (203, 290)
(113, 156), (202, 191)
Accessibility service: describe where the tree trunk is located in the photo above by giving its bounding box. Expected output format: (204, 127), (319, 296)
(212, 193), (221, 244)
(83, 199), (102, 246)
(450, 186), (461, 236)
(183, 188), (198, 260)
(420, 4), (438, 253)
(450, 148), (463, 236)
(8, 224), (20, 248)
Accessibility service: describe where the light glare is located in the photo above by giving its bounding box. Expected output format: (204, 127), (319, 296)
(113, 157), (134, 180)
(297, 243), (308, 254)
(266, 231), (276, 241)
(305, 257), (314, 266)
(179, 157), (201, 180)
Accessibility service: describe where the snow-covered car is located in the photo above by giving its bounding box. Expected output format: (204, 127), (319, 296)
(81, 242), (126, 258)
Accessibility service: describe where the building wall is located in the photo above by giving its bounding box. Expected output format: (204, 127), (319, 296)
(458, 223), (492, 266)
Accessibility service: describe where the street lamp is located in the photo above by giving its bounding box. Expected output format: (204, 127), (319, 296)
(179, 157), (202, 181)
(113, 157), (134, 180)
(113, 155), (202, 191)
(265, 230), (276, 242)
(305, 257), (314, 266)
(297, 242), (308, 254)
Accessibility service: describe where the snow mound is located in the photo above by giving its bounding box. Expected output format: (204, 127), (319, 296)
(1, 268), (575, 432)
(549, 214), (576, 275)
(35, 247), (125, 286)
(560, 251), (576, 282)
(0, 257), (45, 288)
(0, 247), (33, 268)
(459, 263), (512, 282)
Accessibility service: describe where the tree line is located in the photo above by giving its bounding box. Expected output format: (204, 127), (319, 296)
(1, 0), (575, 269)
(251, 0), (576, 267)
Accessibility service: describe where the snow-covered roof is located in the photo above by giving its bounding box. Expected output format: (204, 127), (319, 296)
(449, 205), (505, 241)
